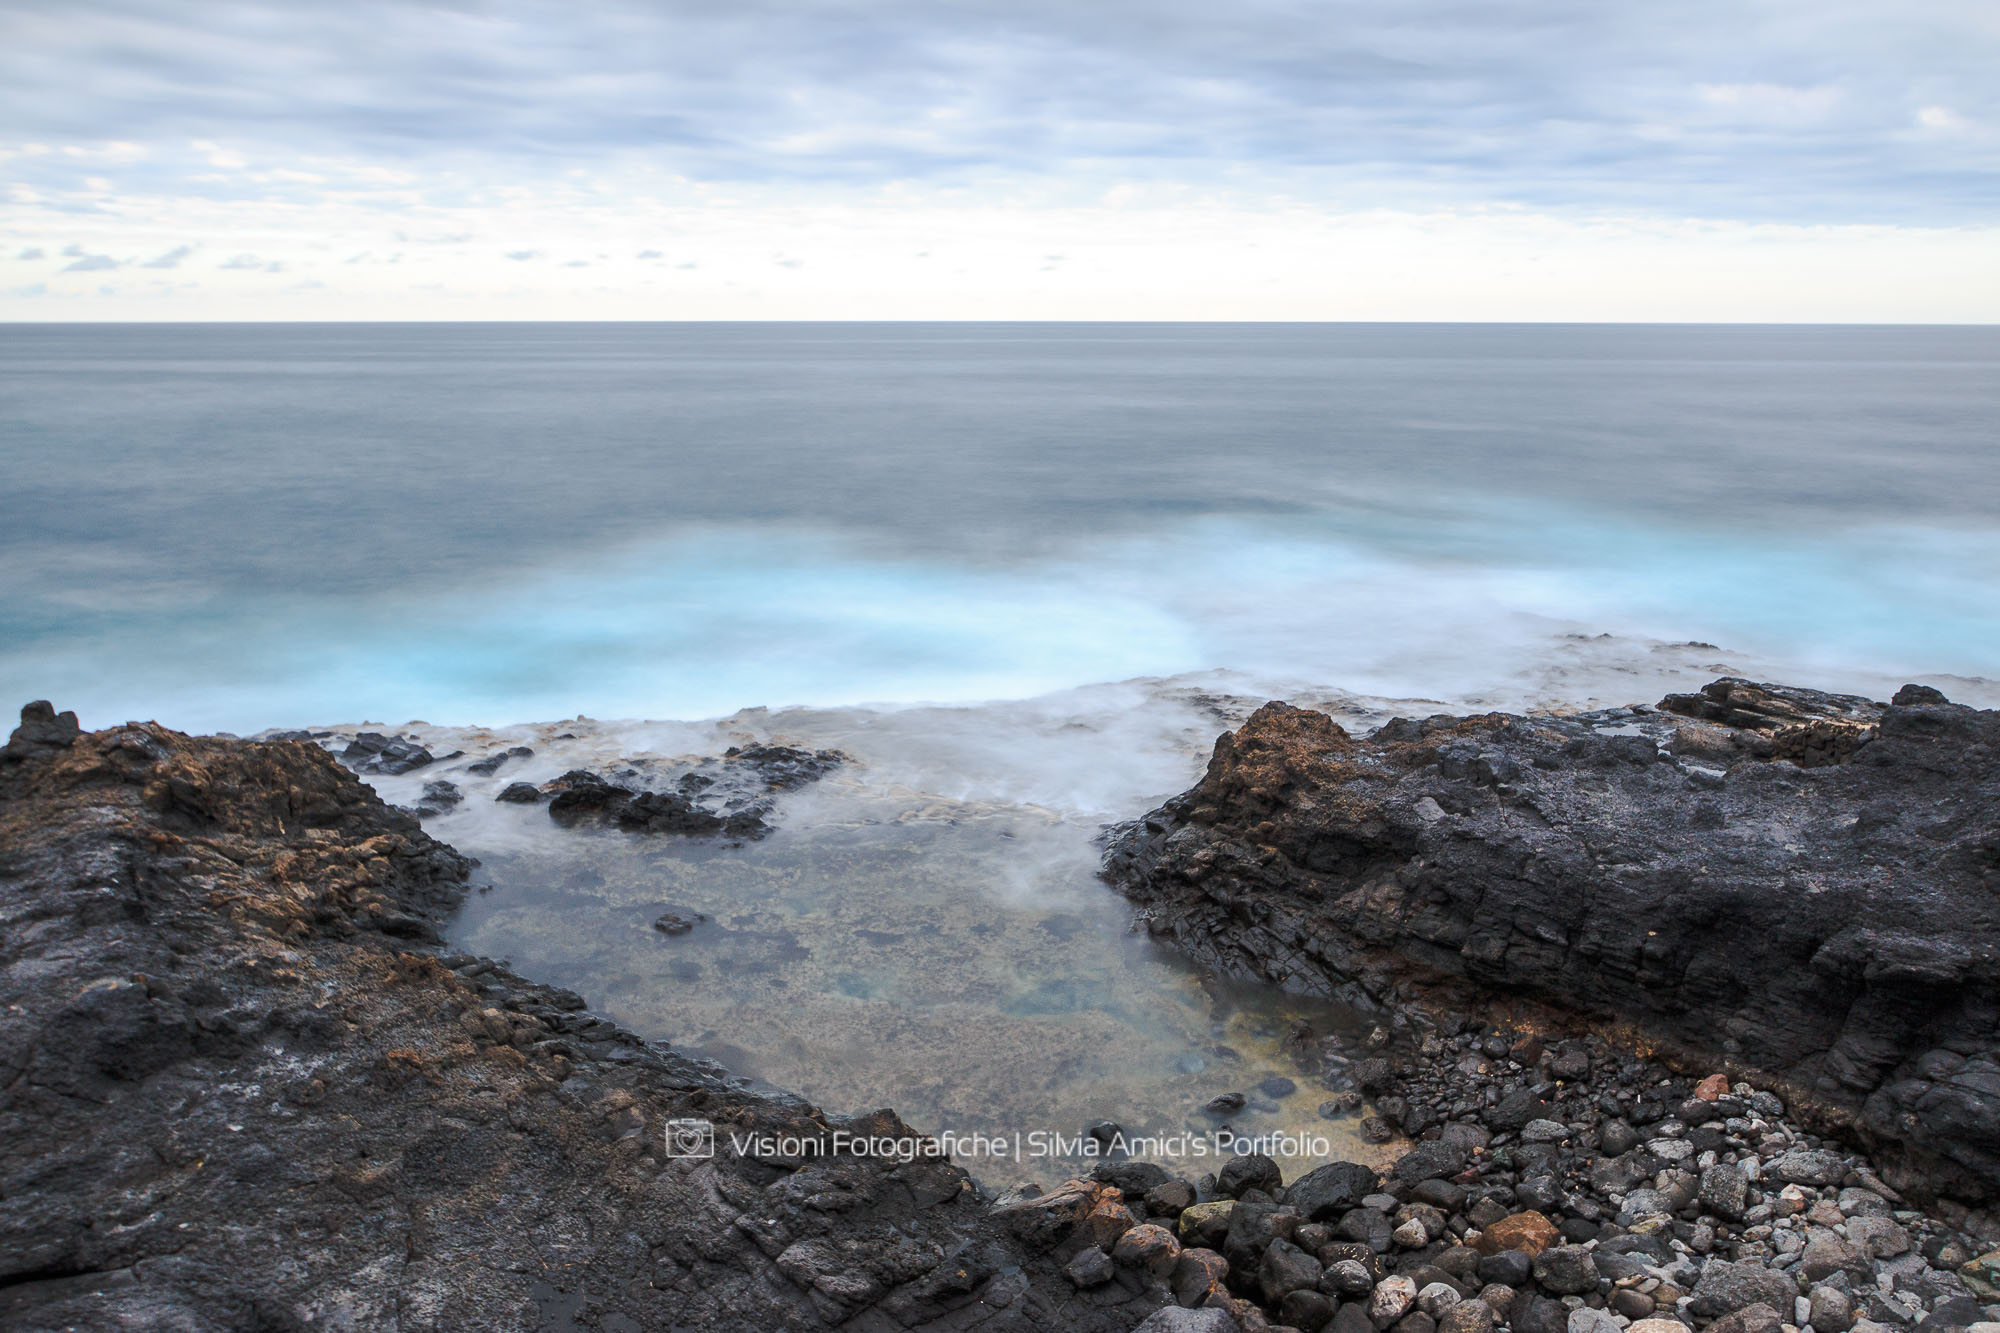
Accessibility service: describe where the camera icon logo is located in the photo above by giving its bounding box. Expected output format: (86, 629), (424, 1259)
(664, 1118), (715, 1159)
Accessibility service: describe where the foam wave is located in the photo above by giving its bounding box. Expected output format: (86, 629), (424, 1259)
(6, 506), (1995, 735)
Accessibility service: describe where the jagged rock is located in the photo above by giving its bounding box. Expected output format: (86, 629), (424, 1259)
(413, 778), (461, 815)
(1102, 682), (2000, 1202)
(0, 709), (1162, 1332)
(1, 699), (80, 762)
(340, 730), (434, 774)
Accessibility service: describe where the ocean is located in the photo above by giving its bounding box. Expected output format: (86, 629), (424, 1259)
(4, 321), (1996, 1177)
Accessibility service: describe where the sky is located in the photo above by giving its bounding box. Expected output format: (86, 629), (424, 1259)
(1, 0), (1996, 321)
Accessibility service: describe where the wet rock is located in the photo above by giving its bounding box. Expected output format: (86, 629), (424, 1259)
(495, 781), (543, 803)
(1146, 1179), (1197, 1217)
(653, 912), (703, 935)
(464, 745), (533, 776)
(413, 779), (461, 815)
(1208, 1092), (1249, 1114)
(1219, 1152), (1284, 1199)
(1115, 1223), (1183, 1280)
(341, 731), (434, 775)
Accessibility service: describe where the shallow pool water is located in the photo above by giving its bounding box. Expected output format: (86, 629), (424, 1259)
(341, 676), (1415, 1182)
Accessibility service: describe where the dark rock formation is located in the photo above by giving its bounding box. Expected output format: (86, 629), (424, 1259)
(534, 743), (848, 841)
(339, 730), (435, 775)
(0, 705), (1163, 1332)
(1102, 679), (2000, 1204)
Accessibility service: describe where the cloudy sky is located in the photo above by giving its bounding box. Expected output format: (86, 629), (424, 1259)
(2, 0), (1995, 320)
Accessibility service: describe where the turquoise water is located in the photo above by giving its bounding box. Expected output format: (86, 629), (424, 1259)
(3, 322), (1996, 731)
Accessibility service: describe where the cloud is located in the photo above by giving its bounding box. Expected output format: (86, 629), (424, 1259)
(0, 0), (1992, 223)
(219, 253), (282, 271)
(504, 249), (541, 260)
(636, 249), (662, 258)
(60, 252), (119, 272)
(15, 248), (44, 260)
(141, 244), (193, 268)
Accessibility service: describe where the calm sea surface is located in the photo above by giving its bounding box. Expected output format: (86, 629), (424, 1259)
(3, 322), (1996, 731)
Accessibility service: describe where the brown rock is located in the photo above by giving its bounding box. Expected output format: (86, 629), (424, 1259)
(1695, 1074), (1731, 1101)
(1472, 1211), (1559, 1258)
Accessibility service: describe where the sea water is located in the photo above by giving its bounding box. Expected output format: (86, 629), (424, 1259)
(5, 322), (1996, 1179)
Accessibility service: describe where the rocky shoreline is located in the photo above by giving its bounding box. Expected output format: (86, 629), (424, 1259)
(1101, 679), (2000, 1217)
(6, 689), (2000, 1333)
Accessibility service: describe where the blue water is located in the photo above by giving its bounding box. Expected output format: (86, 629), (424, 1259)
(3, 322), (1997, 732)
